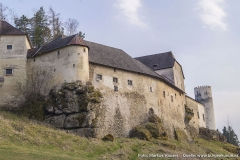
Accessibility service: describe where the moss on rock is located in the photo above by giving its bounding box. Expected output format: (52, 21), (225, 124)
(130, 126), (152, 141)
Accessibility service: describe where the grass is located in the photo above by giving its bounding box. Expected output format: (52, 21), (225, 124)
(0, 111), (239, 160)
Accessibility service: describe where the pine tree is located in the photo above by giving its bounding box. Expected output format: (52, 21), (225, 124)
(222, 125), (240, 146)
(30, 7), (51, 47)
(14, 15), (31, 34)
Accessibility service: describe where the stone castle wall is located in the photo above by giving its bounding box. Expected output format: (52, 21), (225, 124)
(89, 63), (187, 138)
(27, 45), (89, 95)
(194, 86), (216, 130)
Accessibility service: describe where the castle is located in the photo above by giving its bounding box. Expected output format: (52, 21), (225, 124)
(0, 21), (216, 138)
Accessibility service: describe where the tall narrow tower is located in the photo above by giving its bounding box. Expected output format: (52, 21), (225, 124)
(194, 86), (216, 130)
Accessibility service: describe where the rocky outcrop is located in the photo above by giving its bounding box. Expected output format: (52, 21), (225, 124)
(44, 81), (103, 137)
(199, 127), (227, 142)
(129, 109), (168, 141)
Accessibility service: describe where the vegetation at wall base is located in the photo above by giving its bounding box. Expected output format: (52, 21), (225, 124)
(0, 111), (239, 160)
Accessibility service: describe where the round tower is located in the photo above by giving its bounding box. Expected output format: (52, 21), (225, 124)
(194, 86), (216, 130)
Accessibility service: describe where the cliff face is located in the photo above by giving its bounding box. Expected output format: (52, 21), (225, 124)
(43, 81), (189, 139)
(44, 81), (103, 137)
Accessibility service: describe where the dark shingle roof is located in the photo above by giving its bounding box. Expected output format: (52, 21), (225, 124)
(84, 40), (177, 88)
(29, 35), (89, 57)
(134, 52), (176, 70)
(0, 21), (25, 35)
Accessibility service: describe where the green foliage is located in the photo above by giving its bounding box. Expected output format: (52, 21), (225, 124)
(14, 15), (31, 34)
(30, 6), (51, 47)
(20, 99), (46, 121)
(184, 105), (194, 124)
(222, 125), (240, 146)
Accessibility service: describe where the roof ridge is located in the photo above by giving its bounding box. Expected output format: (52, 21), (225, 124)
(134, 51), (172, 59)
(84, 40), (123, 51)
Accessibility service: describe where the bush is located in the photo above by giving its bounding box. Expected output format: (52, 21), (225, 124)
(130, 126), (152, 141)
(102, 134), (114, 142)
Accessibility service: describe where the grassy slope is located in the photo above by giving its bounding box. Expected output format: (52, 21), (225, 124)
(0, 111), (239, 160)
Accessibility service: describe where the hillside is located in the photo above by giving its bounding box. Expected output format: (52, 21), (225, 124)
(0, 111), (239, 160)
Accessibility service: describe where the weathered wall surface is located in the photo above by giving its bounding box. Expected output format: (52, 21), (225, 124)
(90, 63), (186, 138)
(0, 35), (31, 106)
(194, 86), (216, 130)
(154, 62), (185, 91)
(186, 96), (206, 128)
(155, 68), (174, 82)
(27, 45), (89, 95)
(173, 62), (185, 91)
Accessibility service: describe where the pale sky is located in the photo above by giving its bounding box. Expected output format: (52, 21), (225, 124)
(1, 0), (240, 138)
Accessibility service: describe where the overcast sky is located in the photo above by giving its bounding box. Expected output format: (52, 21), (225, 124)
(1, 0), (240, 138)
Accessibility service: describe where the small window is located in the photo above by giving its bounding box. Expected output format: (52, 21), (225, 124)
(114, 86), (118, 92)
(113, 77), (118, 83)
(171, 95), (173, 102)
(0, 76), (4, 82)
(114, 69), (116, 72)
(175, 93), (176, 99)
(57, 51), (60, 58)
(128, 80), (132, 85)
(163, 91), (166, 98)
(34, 59), (35, 62)
(7, 45), (12, 50)
(54, 68), (56, 72)
(6, 69), (13, 75)
(150, 87), (152, 92)
(97, 74), (102, 80)
(197, 112), (200, 119)
(203, 114), (205, 121)
(83, 48), (86, 52)
(73, 64), (75, 67)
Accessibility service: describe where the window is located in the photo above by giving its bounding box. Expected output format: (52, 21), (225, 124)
(114, 86), (118, 92)
(57, 51), (60, 58)
(113, 77), (118, 83)
(171, 95), (173, 102)
(6, 69), (13, 75)
(175, 93), (176, 99)
(34, 59), (35, 62)
(163, 91), (166, 98)
(83, 48), (86, 52)
(150, 87), (152, 92)
(7, 45), (12, 50)
(97, 74), (102, 80)
(197, 112), (200, 119)
(128, 80), (132, 85)
(0, 76), (4, 82)
(203, 114), (205, 121)
(114, 69), (116, 72)
(73, 64), (75, 67)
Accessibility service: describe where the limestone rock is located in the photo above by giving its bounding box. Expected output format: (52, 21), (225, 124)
(49, 114), (66, 128)
(64, 113), (87, 129)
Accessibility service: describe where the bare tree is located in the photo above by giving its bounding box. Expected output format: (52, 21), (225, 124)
(0, 3), (17, 23)
(64, 18), (79, 35)
(15, 67), (52, 102)
(48, 7), (64, 39)
(0, 3), (7, 21)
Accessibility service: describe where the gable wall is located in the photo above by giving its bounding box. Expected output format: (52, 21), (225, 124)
(0, 35), (30, 106)
(173, 62), (185, 91)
